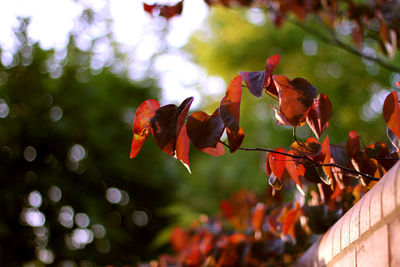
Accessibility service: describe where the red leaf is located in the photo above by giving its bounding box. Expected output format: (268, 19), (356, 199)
(306, 94), (332, 139)
(150, 97), (193, 156)
(273, 75), (317, 126)
(176, 125), (191, 172)
(130, 99), (160, 158)
(346, 130), (361, 158)
(395, 82), (400, 88)
(321, 136), (333, 183)
(282, 203), (302, 240)
(220, 200), (233, 219)
(143, 1), (183, 20)
(383, 91), (400, 139)
(220, 75), (244, 153)
(252, 203), (266, 232)
(170, 226), (189, 253)
(239, 55), (280, 97)
(265, 152), (272, 176)
(269, 148), (287, 182)
(143, 3), (156, 15)
(286, 150), (302, 190)
(187, 108), (225, 149)
(160, 1), (183, 20)
(199, 142), (225, 157)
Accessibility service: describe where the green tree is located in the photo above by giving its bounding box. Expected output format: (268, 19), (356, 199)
(0, 21), (177, 265)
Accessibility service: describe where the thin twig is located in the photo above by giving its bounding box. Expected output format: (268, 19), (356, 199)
(219, 140), (380, 181)
(287, 19), (400, 74)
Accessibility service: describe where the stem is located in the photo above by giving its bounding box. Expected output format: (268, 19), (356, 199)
(219, 140), (380, 181)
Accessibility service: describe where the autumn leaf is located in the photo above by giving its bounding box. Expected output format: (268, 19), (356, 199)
(170, 226), (189, 253)
(130, 99), (160, 158)
(272, 75), (317, 126)
(220, 75), (244, 153)
(268, 148), (287, 182)
(176, 125), (191, 172)
(346, 130), (361, 159)
(239, 55), (280, 97)
(251, 203), (266, 232)
(306, 94), (332, 139)
(143, 1), (183, 20)
(282, 203), (302, 241)
(187, 108), (225, 150)
(383, 91), (400, 139)
(150, 97), (193, 156)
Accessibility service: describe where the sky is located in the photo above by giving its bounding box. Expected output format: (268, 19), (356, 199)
(0, 0), (226, 107)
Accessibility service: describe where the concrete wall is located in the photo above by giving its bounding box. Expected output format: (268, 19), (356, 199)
(293, 161), (400, 267)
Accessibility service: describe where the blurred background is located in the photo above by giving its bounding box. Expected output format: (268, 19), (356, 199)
(0, 0), (399, 266)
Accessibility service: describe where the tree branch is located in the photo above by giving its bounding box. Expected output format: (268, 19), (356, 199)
(219, 140), (380, 181)
(287, 19), (400, 74)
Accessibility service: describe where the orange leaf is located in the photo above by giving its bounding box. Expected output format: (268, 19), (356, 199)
(272, 75), (317, 126)
(199, 142), (225, 157)
(269, 148), (287, 181)
(130, 99), (160, 158)
(251, 203), (266, 232)
(282, 203), (302, 241)
(383, 91), (400, 139)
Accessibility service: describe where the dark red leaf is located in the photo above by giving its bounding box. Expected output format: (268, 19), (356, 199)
(130, 99), (160, 158)
(159, 1), (183, 20)
(143, 1), (183, 20)
(239, 55), (280, 97)
(239, 71), (265, 97)
(187, 108), (225, 149)
(383, 91), (400, 139)
(220, 200), (233, 219)
(220, 75), (244, 153)
(150, 97), (193, 156)
(306, 94), (332, 139)
(346, 130), (361, 158)
(272, 75), (317, 126)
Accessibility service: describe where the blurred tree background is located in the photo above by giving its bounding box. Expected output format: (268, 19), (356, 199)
(0, 1), (399, 266)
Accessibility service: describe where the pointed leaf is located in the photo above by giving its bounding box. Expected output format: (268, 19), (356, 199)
(346, 130), (361, 158)
(383, 91), (400, 139)
(290, 137), (321, 157)
(306, 94), (332, 139)
(150, 97), (193, 156)
(239, 55), (280, 97)
(269, 148), (287, 182)
(176, 125), (191, 172)
(286, 150), (302, 189)
(220, 75), (244, 153)
(239, 71), (265, 97)
(282, 203), (302, 241)
(187, 109), (225, 149)
(273, 75), (317, 126)
(130, 99), (160, 158)
(252, 203), (266, 232)
(199, 142), (225, 157)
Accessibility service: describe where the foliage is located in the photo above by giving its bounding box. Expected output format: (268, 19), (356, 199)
(0, 22), (178, 265)
(132, 49), (400, 264)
